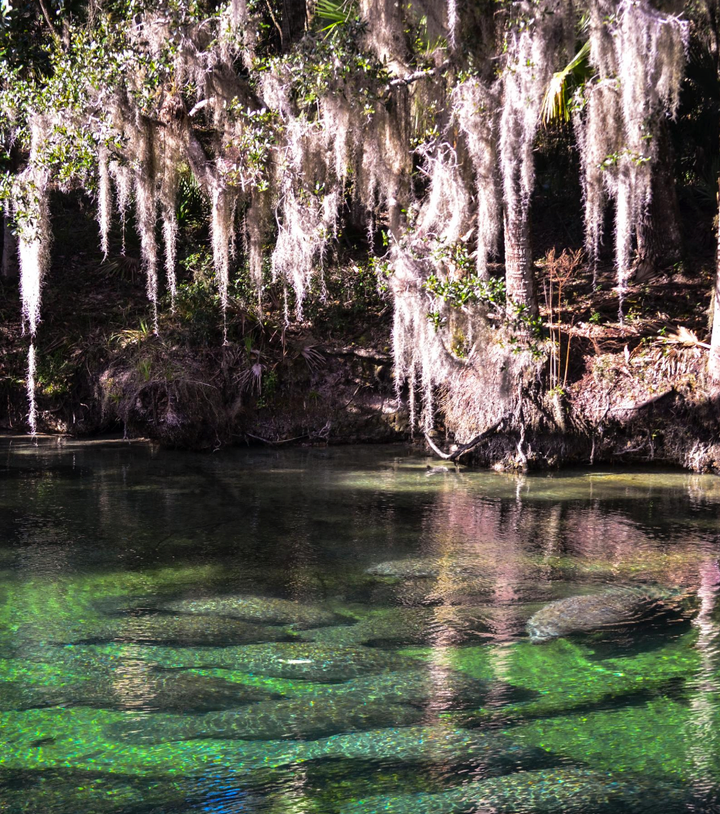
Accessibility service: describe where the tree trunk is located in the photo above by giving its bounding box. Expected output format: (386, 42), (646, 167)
(709, 2), (720, 389)
(709, 180), (720, 387)
(635, 120), (682, 280)
(503, 204), (537, 319)
(281, 0), (306, 49)
(1, 214), (18, 279)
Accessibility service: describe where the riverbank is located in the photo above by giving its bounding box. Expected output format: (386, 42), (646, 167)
(1, 202), (718, 471)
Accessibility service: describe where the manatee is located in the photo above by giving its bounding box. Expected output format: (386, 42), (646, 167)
(146, 642), (416, 681)
(0, 672), (279, 713)
(159, 594), (340, 629)
(312, 668), (490, 708)
(307, 726), (548, 771)
(18, 614), (291, 647)
(0, 681), (70, 711)
(339, 768), (688, 814)
(94, 614), (287, 647)
(257, 666), (525, 712)
(367, 556), (508, 580)
(300, 607), (492, 647)
(365, 558), (463, 579)
(527, 585), (684, 643)
(110, 696), (422, 743)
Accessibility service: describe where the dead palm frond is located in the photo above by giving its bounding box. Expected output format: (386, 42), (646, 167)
(299, 344), (325, 372)
(237, 362), (264, 395)
(661, 326), (711, 349)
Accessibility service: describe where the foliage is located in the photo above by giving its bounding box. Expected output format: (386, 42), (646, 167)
(424, 272), (506, 311)
(1, 0), (719, 436)
(541, 40), (591, 124)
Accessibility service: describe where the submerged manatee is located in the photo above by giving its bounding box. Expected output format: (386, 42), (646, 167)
(527, 585), (683, 643)
(300, 607), (492, 647)
(366, 558), (444, 578)
(23, 615), (291, 647)
(159, 595), (340, 629)
(339, 768), (687, 814)
(0, 464), (94, 480)
(0, 770), (188, 814)
(365, 557), (487, 580)
(0, 672), (279, 713)
(306, 726), (548, 771)
(111, 696), (422, 743)
(147, 642), (416, 681)
(310, 668), (491, 708)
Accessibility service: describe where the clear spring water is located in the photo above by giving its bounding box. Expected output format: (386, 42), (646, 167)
(1, 436), (720, 813)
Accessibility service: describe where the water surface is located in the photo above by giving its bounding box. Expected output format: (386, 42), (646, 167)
(1, 437), (720, 812)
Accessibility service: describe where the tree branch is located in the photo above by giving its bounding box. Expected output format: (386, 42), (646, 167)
(264, 0), (284, 46)
(182, 124), (220, 192)
(36, 0), (62, 46)
(424, 416), (507, 463)
(387, 62), (450, 90)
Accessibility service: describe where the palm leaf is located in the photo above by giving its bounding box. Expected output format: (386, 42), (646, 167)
(541, 40), (591, 124)
(314, 0), (356, 34)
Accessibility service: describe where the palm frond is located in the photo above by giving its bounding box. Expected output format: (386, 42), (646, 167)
(541, 40), (591, 124)
(661, 326), (710, 349)
(314, 0), (356, 34)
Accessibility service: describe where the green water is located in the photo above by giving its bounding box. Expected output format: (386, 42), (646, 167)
(1, 437), (720, 813)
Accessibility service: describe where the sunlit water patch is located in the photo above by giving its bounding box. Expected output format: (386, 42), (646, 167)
(1, 436), (720, 812)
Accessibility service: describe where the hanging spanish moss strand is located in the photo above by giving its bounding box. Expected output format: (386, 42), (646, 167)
(710, 218), (720, 385)
(18, 197), (51, 340)
(18, 121), (51, 340)
(578, 0), (688, 320)
(133, 120), (159, 333)
(17, 121), (51, 436)
(452, 79), (501, 279)
(159, 136), (181, 307)
(97, 146), (112, 259)
(27, 342), (37, 436)
(447, 0), (457, 51)
(109, 160), (132, 256)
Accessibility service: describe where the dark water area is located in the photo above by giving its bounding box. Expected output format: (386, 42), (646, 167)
(1, 436), (720, 813)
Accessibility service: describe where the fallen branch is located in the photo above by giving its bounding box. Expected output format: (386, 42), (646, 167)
(245, 431), (309, 445)
(424, 416), (506, 462)
(245, 420), (331, 446)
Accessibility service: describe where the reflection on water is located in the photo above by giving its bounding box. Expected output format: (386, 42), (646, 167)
(1, 437), (720, 812)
